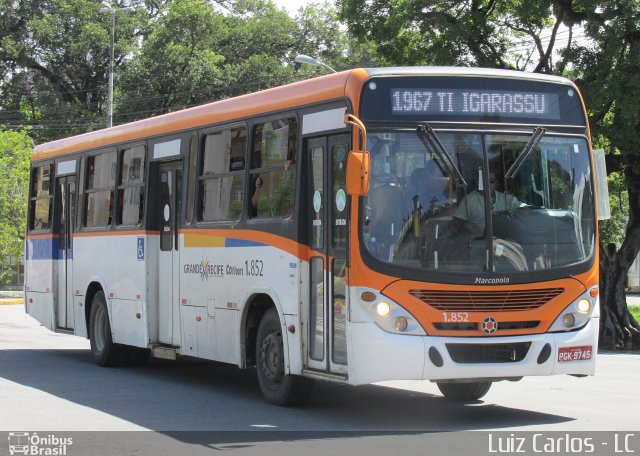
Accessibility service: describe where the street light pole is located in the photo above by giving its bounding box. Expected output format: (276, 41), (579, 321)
(294, 54), (337, 74)
(100, 4), (134, 128)
(107, 7), (115, 128)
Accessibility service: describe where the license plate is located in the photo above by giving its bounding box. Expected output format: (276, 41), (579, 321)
(558, 345), (592, 362)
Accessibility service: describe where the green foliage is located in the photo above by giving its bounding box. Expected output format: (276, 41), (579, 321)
(0, 128), (32, 286)
(117, 0), (228, 120)
(0, 0), (147, 136)
(571, 1), (640, 160)
(599, 172), (629, 247)
(337, 0), (554, 69)
(0, 0), (380, 136)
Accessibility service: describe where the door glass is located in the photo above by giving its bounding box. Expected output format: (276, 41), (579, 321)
(310, 146), (324, 250)
(68, 181), (75, 251)
(57, 182), (66, 255)
(332, 144), (348, 249)
(160, 171), (172, 251)
(332, 258), (347, 364)
(309, 257), (324, 361)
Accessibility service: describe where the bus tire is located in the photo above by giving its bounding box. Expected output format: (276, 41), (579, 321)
(436, 381), (492, 402)
(256, 308), (314, 406)
(89, 291), (127, 367)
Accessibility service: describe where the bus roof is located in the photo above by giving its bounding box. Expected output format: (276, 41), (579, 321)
(364, 66), (575, 86)
(31, 67), (575, 162)
(32, 68), (369, 162)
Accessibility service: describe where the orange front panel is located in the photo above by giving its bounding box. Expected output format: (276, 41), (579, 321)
(381, 277), (587, 337)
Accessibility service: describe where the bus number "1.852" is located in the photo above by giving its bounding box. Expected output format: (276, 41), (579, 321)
(442, 312), (469, 322)
(245, 260), (264, 277)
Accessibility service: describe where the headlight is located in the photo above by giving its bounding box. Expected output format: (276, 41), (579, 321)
(548, 288), (598, 332)
(361, 292), (426, 336)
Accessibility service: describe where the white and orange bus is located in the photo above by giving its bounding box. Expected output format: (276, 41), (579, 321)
(25, 67), (606, 405)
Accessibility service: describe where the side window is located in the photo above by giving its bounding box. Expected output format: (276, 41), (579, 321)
(117, 145), (146, 225)
(29, 164), (54, 231)
(199, 127), (246, 222)
(85, 151), (116, 228)
(186, 134), (198, 224)
(249, 117), (297, 218)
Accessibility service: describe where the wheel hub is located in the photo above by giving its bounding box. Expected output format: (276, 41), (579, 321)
(260, 332), (283, 385)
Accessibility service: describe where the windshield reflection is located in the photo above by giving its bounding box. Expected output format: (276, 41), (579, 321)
(363, 131), (595, 274)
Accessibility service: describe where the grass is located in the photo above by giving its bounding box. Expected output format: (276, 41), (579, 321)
(630, 306), (640, 323)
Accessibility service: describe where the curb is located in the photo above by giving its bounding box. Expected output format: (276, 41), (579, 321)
(0, 299), (24, 306)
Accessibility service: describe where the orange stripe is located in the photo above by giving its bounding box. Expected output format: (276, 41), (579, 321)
(26, 233), (55, 240)
(179, 228), (312, 262)
(73, 229), (159, 238)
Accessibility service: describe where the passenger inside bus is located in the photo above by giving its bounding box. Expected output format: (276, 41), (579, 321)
(401, 160), (449, 220)
(453, 171), (525, 238)
(249, 136), (296, 217)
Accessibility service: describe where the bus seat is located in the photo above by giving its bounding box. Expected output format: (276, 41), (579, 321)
(368, 183), (402, 258)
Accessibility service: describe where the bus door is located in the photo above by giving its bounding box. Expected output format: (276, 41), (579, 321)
(306, 135), (350, 375)
(54, 175), (76, 330)
(158, 161), (182, 345)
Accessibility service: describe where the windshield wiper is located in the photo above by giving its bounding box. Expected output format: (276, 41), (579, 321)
(417, 124), (467, 187)
(505, 126), (546, 179)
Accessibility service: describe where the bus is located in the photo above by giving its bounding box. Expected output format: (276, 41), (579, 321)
(25, 67), (606, 405)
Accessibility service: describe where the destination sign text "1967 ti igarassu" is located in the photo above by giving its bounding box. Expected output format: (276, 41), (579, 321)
(391, 88), (561, 120)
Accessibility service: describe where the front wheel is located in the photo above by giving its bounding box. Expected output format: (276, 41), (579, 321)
(437, 381), (492, 401)
(256, 308), (314, 406)
(89, 291), (127, 367)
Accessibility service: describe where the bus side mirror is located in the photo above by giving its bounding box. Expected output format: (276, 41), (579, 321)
(346, 150), (370, 196)
(344, 113), (370, 196)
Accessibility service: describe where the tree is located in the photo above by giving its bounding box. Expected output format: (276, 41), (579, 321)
(337, 0), (565, 71)
(339, 0), (640, 349)
(116, 0), (228, 122)
(566, 0), (640, 349)
(0, 0), (151, 140)
(293, 1), (388, 73)
(0, 128), (32, 287)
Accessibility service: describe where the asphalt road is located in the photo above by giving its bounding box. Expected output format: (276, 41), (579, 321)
(1, 304), (639, 455)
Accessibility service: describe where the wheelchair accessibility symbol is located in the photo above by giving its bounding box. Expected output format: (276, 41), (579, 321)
(137, 237), (145, 261)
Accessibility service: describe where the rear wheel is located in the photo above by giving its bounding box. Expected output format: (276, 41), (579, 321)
(256, 308), (314, 406)
(437, 381), (492, 401)
(89, 291), (127, 367)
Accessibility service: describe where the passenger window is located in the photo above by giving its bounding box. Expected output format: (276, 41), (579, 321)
(118, 145), (146, 225)
(85, 152), (116, 228)
(29, 164), (54, 231)
(249, 118), (297, 218)
(199, 127), (246, 222)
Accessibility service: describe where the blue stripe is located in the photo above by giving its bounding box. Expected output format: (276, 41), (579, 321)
(225, 238), (266, 248)
(26, 237), (73, 260)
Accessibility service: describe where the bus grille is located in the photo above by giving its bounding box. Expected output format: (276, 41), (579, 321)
(445, 342), (531, 363)
(433, 321), (540, 331)
(409, 288), (564, 312)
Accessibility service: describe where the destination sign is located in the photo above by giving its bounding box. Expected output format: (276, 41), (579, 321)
(390, 88), (561, 120)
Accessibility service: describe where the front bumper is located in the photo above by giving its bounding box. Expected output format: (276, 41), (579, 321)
(347, 318), (598, 385)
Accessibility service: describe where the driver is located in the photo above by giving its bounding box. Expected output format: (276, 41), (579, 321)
(453, 172), (525, 237)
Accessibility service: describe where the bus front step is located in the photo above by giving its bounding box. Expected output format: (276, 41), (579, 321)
(152, 346), (178, 360)
(301, 369), (348, 383)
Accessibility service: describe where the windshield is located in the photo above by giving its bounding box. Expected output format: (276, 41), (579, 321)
(362, 130), (595, 275)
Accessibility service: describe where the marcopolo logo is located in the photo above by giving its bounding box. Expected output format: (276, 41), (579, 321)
(475, 276), (510, 285)
(8, 432), (73, 456)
